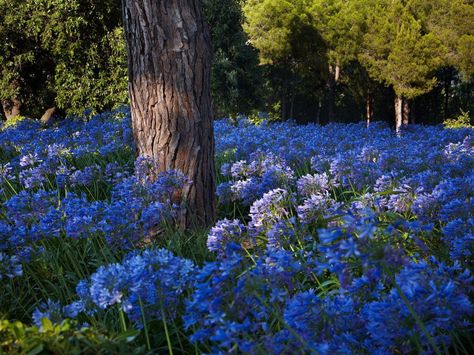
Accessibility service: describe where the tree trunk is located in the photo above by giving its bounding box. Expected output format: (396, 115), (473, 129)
(327, 64), (339, 123)
(316, 97), (322, 125)
(2, 98), (22, 120)
(289, 94), (295, 120)
(395, 95), (403, 132)
(402, 99), (410, 126)
(444, 68), (453, 120)
(122, 0), (216, 229)
(281, 88), (287, 120)
(410, 107), (416, 125)
(40, 107), (56, 125)
(366, 91), (374, 127)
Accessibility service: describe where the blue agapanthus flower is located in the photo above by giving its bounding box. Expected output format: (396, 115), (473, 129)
(0, 252), (23, 279)
(207, 218), (247, 258)
(63, 248), (196, 326)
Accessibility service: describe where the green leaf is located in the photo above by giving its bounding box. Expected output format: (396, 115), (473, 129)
(40, 318), (53, 331)
(27, 344), (44, 355)
(114, 329), (140, 343)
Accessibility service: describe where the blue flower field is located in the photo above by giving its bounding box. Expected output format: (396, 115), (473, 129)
(1, 109), (473, 353)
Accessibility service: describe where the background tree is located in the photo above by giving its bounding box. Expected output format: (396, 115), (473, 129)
(0, 0), (127, 119)
(203, 0), (263, 117)
(122, 0), (216, 229)
(310, 0), (378, 123)
(243, 0), (327, 121)
(360, 0), (446, 130)
(52, 0), (128, 116)
(1, 0), (472, 127)
(0, 0), (56, 119)
(411, 0), (474, 119)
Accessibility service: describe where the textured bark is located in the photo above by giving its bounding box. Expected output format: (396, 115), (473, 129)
(2, 98), (22, 120)
(123, 0), (216, 228)
(395, 95), (403, 132)
(281, 88), (287, 120)
(402, 99), (410, 126)
(289, 94), (295, 120)
(316, 98), (322, 125)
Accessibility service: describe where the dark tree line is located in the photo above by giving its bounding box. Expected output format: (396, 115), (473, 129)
(1, 0), (473, 129)
(243, 0), (474, 129)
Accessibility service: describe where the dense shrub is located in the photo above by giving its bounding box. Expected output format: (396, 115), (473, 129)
(0, 319), (143, 354)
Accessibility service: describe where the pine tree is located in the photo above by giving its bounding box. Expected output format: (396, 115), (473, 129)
(360, 1), (445, 130)
(243, 0), (326, 121)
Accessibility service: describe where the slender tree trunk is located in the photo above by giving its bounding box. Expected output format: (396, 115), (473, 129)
(327, 64), (339, 123)
(410, 107), (416, 125)
(122, 0), (216, 229)
(402, 99), (410, 126)
(316, 97), (322, 125)
(395, 95), (403, 132)
(2, 98), (22, 120)
(366, 91), (374, 127)
(444, 68), (453, 120)
(281, 88), (287, 120)
(289, 94), (295, 120)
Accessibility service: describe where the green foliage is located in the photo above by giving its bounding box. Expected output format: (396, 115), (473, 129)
(203, 0), (263, 117)
(411, 0), (474, 79)
(0, 0), (127, 117)
(310, 0), (374, 66)
(243, 0), (327, 119)
(443, 110), (473, 128)
(0, 0), (472, 123)
(0, 0), (264, 119)
(360, 0), (446, 100)
(244, 0), (306, 65)
(1, 115), (27, 130)
(243, 0), (325, 71)
(456, 35), (474, 79)
(0, 319), (143, 354)
(54, 26), (128, 115)
(246, 111), (276, 125)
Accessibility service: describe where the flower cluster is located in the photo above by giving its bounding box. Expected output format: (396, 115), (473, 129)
(0, 107), (133, 193)
(218, 151), (295, 205)
(0, 252), (22, 279)
(0, 171), (187, 279)
(198, 117), (474, 352)
(207, 219), (247, 258)
(34, 248), (196, 327)
(184, 245), (306, 353)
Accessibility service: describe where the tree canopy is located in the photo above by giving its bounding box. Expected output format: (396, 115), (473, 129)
(1, 0), (472, 125)
(0, 0), (126, 118)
